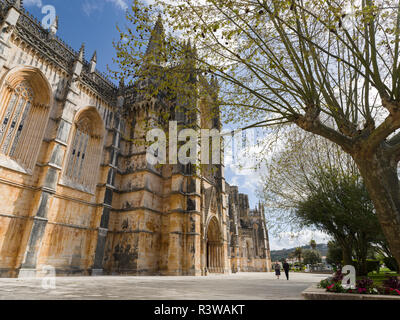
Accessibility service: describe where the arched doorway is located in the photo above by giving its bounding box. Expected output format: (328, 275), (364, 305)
(206, 217), (224, 273)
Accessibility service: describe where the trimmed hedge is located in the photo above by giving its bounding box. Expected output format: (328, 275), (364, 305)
(343, 260), (380, 275)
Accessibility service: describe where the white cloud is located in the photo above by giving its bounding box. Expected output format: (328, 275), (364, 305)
(82, 0), (128, 16)
(82, 1), (103, 16)
(106, 0), (128, 10)
(269, 230), (331, 251)
(24, 0), (43, 7)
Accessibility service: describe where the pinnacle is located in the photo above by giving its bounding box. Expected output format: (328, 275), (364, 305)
(91, 50), (97, 63)
(14, 0), (23, 9)
(52, 16), (59, 29)
(78, 43), (85, 62)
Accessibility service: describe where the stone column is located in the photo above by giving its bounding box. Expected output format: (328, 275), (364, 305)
(92, 111), (121, 276)
(217, 245), (219, 271)
(213, 244), (217, 272)
(219, 244), (223, 273)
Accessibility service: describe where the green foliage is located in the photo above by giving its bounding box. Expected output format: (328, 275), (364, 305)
(349, 259), (380, 276)
(303, 249), (322, 265)
(326, 241), (343, 267)
(326, 282), (347, 293)
(318, 278), (332, 289)
(295, 168), (386, 276)
(294, 247), (303, 265)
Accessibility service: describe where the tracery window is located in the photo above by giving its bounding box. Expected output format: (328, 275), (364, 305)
(0, 74), (50, 172)
(63, 109), (104, 192)
(0, 82), (34, 157)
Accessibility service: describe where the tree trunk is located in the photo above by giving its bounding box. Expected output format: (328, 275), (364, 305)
(341, 245), (353, 266)
(354, 149), (400, 270)
(336, 237), (353, 266)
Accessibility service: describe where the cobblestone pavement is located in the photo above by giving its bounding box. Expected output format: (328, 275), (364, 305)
(0, 272), (328, 300)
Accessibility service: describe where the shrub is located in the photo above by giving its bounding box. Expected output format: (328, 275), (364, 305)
(378, 277), (400, 295)
(356, 277), (374, 294)
(319, 278), (332, 289)
(383, 277), (400, 290)
(326, 282), (346, 293)
(332, 269), (344, 283)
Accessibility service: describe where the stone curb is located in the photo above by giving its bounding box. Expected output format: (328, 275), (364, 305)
(302, 284), (400, 300)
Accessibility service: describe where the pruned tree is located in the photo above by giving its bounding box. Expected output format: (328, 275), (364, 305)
(310, 239), (317, 250)
(303, 248), (322, 265)
(260, 128), (357, 235)
(112, 0), (400, 267)
(296, 167), (383, 275)
(326, 240), (344, 267)
(294, 247), (303, 265)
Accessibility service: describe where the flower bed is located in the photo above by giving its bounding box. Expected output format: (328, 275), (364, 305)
(318, 269), (400, 296)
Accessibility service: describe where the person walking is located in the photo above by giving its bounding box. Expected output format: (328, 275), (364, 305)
(274, 262), (281, 279)
(283, 260), (290, 280)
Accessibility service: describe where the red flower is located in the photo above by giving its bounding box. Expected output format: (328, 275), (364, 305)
(357, 288), (367, 294)
(395, 289), (400, 295)
(327, 284), (334, 290)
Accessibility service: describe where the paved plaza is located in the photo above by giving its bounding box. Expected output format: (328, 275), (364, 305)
(0, 272), (328, 300)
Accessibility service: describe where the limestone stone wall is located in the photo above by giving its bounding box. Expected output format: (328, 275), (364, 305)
(226, 183), (272, 273)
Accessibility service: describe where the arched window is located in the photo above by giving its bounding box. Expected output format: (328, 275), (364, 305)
(0, 82), (34, 156)
(63, 108), (104, 192)
(0, 68), (51, 172)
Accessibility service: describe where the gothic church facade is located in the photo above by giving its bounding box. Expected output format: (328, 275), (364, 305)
(0, 0), (271, 277)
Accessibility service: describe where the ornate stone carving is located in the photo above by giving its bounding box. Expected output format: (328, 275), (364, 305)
(0, 0), (118, 104)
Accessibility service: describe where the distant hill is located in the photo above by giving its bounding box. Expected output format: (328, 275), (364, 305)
(270, 243), (328, 262)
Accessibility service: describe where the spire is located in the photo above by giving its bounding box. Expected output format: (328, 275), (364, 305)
(119, 77), (125, 89)
(117, 77), (125, 107)
(13, 0), (23, 9)
(89, 50), (97, 73)
(144, 14), (165, 66)
(77, 43), (85, 62)
(72, 43), (85, 76)
(154, 13), (163, 34)
(91, 50), (97, 63)
(49, 16), (58, 37)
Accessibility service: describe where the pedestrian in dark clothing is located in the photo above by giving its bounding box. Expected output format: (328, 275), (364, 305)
(283, 261), (290, 280)
(274, 262), (281, 279)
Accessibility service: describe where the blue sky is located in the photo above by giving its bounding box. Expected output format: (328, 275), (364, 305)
(23, 0), (330, 250)
(24, 0), (128, 76)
